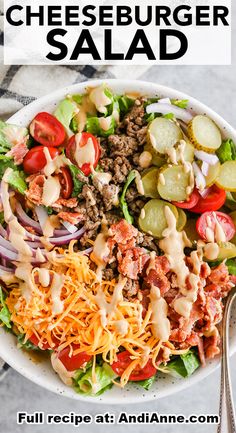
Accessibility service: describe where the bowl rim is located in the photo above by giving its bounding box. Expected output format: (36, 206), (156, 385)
(1, 78), (236, 403)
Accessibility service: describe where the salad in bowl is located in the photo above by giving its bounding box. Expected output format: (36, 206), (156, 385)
(0, 80), (236, 400)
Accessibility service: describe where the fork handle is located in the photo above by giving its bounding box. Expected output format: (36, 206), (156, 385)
(217, 290), (236, 433)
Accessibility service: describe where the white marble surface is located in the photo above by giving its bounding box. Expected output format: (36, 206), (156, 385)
(0, 16), (236, 433)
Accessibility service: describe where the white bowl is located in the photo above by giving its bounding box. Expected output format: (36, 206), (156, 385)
(1, 79), (236, 403)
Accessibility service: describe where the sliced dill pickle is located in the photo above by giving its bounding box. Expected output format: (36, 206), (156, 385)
(205, 161), (221, 187)
(157, 165), (193, 202)
(188, 115), (222, 152)
(138, 199), (178, 238)
(216, 161), (236, 191)
(141, 167), (159, 198)
(176, 208), (187, 231)
(148, 117), (183, 155)
(183, 218), (199, 243)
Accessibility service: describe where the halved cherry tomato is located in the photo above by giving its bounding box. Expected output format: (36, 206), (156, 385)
(111, 350), (156, 381)
(190, 185), (226, 214)
(173, 189), (200, 209)
(66, 132), (101, 176)
(196, 211), (236, 242)
(30, 112), (66, 147)
(23, 146), (59, 174)
(29, 334), (52, 350)
(58, 167), (73, 199)
(58, 344), (92, 371)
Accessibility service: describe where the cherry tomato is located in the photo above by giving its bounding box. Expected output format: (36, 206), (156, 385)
(57, 344), (92, 371)
(29, 334), (52, 350)
(23, 146), (59, 174)
(58, 167), (73, 199)
(111, 350), (156, 381)
(190, 185), (226, 213)
(196, 211), (236, 242)
(66, 132), (101, 176)
(30, 112), (66, 147)
(173, 189), (200, 209)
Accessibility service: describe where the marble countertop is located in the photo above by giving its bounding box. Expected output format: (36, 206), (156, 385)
(1, 18), (236, 433)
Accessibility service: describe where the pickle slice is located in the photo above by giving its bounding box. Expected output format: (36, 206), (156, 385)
(205, 161), (221, 187)
(141, 167), (159, 198)
(176, 208), (187, 231)
(148, 117), (183, 155)
(157, 165), (193, 202)
(188, 115), (222, 152)
(138, 199), (178, 238)
(216, 161), (236, 191)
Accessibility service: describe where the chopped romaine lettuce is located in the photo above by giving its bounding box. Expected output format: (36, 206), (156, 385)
(86, 115), (116, 137)
(68, 164), (84, 197)
(0, 155), (17, 178)
(0, 287), (11, 329)
(0, 121), (28, 153)
(135, 375), (156, 390)
(70, 116), (79, 133)
(120, 170), (136, 224)
(164, 350), (200, 378)
(116, 95), (134, 116)
(89, 85), (114, 116)
(71, 94), (83, 105)
(54, 99), (78, 133)
(164, 113), (174, 119)
(216, 139), (236, 163)
(6, 169), (27, 194)
(171, 99), (189, 109)
(74, 364), (116, 396)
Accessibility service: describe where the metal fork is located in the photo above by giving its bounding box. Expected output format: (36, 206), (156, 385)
(218, 286), (236, 433)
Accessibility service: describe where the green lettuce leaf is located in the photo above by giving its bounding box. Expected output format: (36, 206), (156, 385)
(54, 99), (78, 133)
(74, 364), (116, 396)
(0, 155), (16, 178)
(171, 99), (189, 109)
(0, 121), (28, 153)
(120, 170), (136, 224)
(226, 258), (236, 275)
(116, 95), (134, 116)
(216, 139), (236, 163)
(68, 164), (84, 197)
(6, 169), (27, 194)
(0, 211), (4, 225)
(135, 375), (156, 390)
(0, 287), (11, 329)
(86, 115), (116, 137)
(164, 350), (200, 378)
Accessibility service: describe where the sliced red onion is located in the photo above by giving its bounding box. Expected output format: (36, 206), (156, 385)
(199, 187), (211, 198)
(62, 220), (78, 234)
(192, 162), (206, 191)
(49, 227), (86, 245)
(0, 224), (7, 238)
(0, 265), (14, 274)
(201, 161), (209, 177)
(27, 241), (44, 249)
(16, 202), (69, 237)
(146, 103), (193, 124)
(194, 150), (219, 165)
(81, 247), (93, 256)
(16, 202), (42, 234)
(0, 234), (17, 252)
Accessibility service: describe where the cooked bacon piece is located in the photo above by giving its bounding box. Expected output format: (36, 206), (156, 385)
(204, 333), (220, 359)
(25, 174), (45, 205)
(6, 137), (29, 165)
(208, 263), (229, 286)
(53, 197), (78, 208)
(144, 256), (170, 295)
(57, 211), (85, 225)
(197, 336), (206, 366)
(204, 296), (222, 326)
(118, 247), (149, 280)
(230, 275), (236, 285)
(110, 219), (138, 244)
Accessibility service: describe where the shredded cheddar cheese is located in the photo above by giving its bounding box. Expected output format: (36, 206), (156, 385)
(6, 242), (183, 387)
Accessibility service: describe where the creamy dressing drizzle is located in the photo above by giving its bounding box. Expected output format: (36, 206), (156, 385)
(94, 276), (127, 327)
(74, 135), (95, 168)
(50, 272), (65, 314)
(150, 285), (170, 342)
(205, 212), (226, 243)
(134, 170), (145, 195)
(159, 173), (166, 186)
(42, 176), (61, 207)
(98, 116), (112, 132)
(15, 263), (37, 302)
(90, 219), (111, 281)
(43, 147), (68, 177)
(89, 86), (112, 114)
(114, 319), (129, 336)
(1, 169), (32, 258)
(139, 151), (152, 168)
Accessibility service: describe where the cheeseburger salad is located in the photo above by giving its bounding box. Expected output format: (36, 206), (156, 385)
(0, 84), (236, 396)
